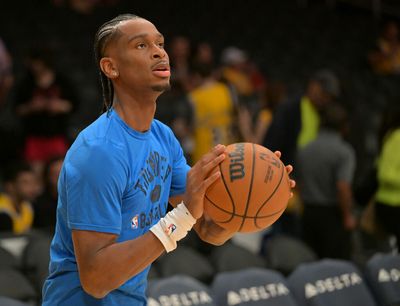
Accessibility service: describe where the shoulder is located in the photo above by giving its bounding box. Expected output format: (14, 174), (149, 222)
(65, 121), (128, 181)
(334, 139), (355, 164)
(0, 194), (13, 212)
(151, 119), (178, 141)
(338, 138), (355, 156)
(70, 112), (126, 154)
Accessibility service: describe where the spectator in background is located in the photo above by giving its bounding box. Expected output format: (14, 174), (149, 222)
(33, 156), (64, 232)
(220, 46), (254, 99)
(0, 162), (39, 234)
(14, 49), (78, 176)
(263, 69), (340, 166)
(0, 38), (22, 173)
(368, 20), (400, 75)
(0, 38), (13, 106)
(374, 105), (400, 249)
(238, 81), (286, 144)
(169, 36), (192, 92)
(189, 63), (236, 163)
(155, 80), (193, 162)
(297, 103), (356, 260)
(192, 42), (214, 69)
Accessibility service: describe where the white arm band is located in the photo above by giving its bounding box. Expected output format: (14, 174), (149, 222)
(150, 202), (196, 253)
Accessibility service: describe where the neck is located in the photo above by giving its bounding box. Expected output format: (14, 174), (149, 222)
(112, 89), (159, 132)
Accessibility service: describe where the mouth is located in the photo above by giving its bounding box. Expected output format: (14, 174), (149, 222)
(152, 62), (171, 78)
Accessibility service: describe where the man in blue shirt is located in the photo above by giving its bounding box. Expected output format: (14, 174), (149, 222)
(42, 14), (294, 305)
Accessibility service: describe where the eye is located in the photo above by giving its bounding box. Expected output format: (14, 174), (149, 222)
(137, 43), (146, 49)
(158, 42), (165, 49)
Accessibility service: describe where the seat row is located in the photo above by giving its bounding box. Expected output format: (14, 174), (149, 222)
(147, 253), (400, 306)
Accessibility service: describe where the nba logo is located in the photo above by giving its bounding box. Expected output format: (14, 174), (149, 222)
(131, 215), (139, 229)
(164, 223), (176, 236)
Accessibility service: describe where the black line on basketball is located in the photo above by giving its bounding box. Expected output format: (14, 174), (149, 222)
(216, 162), (236, 221)
(254, 207), (286, 229)
(205, 194), (235, 223)
(238, 143), (256, 232)
(254, 161), (285, 225)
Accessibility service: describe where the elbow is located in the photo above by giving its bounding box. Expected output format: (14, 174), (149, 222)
(80, 273), (110, 299)
(199, 232), (232, 246)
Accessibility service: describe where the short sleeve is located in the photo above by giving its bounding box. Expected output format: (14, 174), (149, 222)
(65, 142), (127, 234)
(169, 133), (190, 197)
(336, 145), (356, 184)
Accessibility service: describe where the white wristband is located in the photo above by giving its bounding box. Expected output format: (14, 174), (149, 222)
(150, 202), (196, 253)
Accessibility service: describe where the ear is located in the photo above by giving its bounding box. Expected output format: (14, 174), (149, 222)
(99, 57), (119, 79)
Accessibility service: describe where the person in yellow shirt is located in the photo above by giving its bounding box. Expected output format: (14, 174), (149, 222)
(189, 63), (236, 163)
(0, 162), (38, 234)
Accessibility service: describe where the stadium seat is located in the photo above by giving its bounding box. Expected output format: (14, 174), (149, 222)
(0, 268), (37, 303)
(262, 234), (317, 275)
(210, 241), (265, 273)
(0, 246), (19, 269)
(211, 267), (299, 306)
(0, 296), (30, 306)
(288, 259), (377, 306)
(157, 246), (214, 283)
(147, 275), (217, 306)
(365, 253), (400, 306)
(21, 234), (51, 292)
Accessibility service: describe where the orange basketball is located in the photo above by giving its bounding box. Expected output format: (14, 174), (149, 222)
(204, 142), (291, 233)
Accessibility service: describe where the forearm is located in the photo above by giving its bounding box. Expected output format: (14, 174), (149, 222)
(73, 230), (164, 298)
(193, 216), (235, 245)
(337, 181), (353, 219)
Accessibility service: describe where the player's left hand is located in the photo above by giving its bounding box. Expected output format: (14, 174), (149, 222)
(274, 150), (296, 198)
(184, 144), (226, 220)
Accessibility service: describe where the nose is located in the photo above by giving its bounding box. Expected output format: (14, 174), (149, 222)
(152, 44), (167, 59)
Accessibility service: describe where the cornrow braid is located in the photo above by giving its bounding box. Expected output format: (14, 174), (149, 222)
(94, 14), (141, 113)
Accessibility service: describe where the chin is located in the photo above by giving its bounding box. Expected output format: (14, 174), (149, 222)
(151, 81), (171, 92)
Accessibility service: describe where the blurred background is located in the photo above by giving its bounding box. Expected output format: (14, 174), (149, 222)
(0, 0), (400, 305)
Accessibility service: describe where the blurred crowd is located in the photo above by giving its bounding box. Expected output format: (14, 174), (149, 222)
(0, 0), (399, 269)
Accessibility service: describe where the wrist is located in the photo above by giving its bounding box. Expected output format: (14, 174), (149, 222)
(150, 201), (196, 253)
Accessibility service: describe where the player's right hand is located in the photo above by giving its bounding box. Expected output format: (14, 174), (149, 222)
(183, 144), (226, 220)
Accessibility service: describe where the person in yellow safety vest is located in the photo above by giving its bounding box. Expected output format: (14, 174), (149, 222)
(375, 106), (400, 248)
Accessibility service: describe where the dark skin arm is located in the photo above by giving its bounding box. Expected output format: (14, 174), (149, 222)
(72, 230), (164, 299)
(72, 145), (226, 298)
(337, 180), (356, 230)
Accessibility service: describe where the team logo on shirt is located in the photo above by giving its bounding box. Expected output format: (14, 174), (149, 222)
(131, 215), (139, 229)
(134, 151), (171, 197)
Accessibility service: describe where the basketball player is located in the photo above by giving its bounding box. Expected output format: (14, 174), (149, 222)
(42, 14), (295, 305)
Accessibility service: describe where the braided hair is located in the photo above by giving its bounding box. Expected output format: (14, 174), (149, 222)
(94, 14), (141, 112)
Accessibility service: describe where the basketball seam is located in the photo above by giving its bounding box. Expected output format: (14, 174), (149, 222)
(254, 160), (285, 229)
(217, 161), (236, 221)
(204, 202), (286, 222)
(205, 194), (236, 223)
(238, 143), (256, 232)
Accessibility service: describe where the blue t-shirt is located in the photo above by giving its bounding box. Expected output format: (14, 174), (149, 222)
(42, 109), (190, 306)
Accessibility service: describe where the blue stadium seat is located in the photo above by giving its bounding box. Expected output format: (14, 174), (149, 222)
(0, 268), (37, 303)
(0, 296), (30, 306)
(147, 275), (216, 306)
(365, 253), (400, 306)
(262, 234), (317, 275)
(210, 242), (265, 273)
(156, 246), (214, 283)
(211, 267), (299, 306)
(288, 259), (377, 306)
